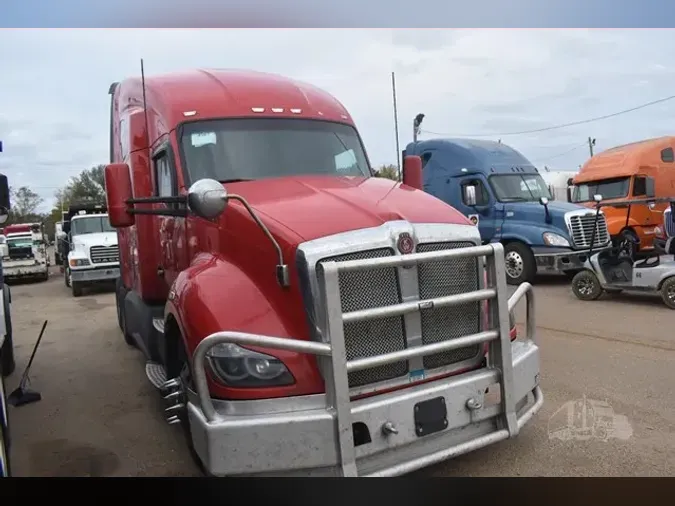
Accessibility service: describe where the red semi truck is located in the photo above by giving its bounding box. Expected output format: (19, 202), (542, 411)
(104, 68), (542, 477)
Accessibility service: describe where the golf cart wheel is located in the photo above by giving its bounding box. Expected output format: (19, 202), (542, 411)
(660, 277), (675, 309)
(571, 270), (602, 301)
(503, 242), (536, 286)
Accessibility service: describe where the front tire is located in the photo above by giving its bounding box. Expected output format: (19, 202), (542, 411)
(65, 267), (71, 288)
(572, 270), (603, 301)
(0, 285), (14, 378)
(71, 281), (83, 297)
(117, 293), (136, 347)
(0, 371), (11, 477)
(503, 242), (536, 285)
(173, 339), (209, 475)
(660, 277), (675, 309)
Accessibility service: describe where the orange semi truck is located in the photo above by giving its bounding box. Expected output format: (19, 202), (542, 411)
(572, 136), (675, 255)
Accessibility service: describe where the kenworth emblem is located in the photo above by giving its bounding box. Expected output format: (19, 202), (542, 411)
(397, 232), (414, 255)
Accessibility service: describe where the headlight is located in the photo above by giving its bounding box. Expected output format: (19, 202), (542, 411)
(69, 258), (90, 267)
(206, 343), (295, 388)
(542, 232), (570, 247)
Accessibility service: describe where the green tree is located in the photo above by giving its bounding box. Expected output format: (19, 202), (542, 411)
(8, 186), (44, 223)
(374, 164), (399, 181)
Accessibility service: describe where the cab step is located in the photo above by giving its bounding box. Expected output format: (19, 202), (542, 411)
(145, 361), (167, 389)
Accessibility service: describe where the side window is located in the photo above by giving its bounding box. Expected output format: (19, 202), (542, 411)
(633, 176), (647, 196)
(154, 152), (175, 198)
(661, 147), (674, 163)
(461, 179), (490, 206)
(421, 152), (432, 168)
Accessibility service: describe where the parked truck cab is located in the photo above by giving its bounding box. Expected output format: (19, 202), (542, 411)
(404, 138), (611, 285)
(572, 136), (675, 256)
(62, 204), (119, 297)
(105, 69), (542, 477)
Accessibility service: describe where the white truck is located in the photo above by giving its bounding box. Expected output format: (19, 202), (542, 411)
(2, 223), (49, 283)
(61, 203), (119, 297)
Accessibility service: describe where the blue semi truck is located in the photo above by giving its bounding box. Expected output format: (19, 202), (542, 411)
(403, 137), (611, 285)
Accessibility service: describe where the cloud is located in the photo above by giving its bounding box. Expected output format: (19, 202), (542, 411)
(2, 29), (675, 212)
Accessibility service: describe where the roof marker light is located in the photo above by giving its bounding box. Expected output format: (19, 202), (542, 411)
(318, 111), (324, 116)
(341, 114), (348, 119)
(290, 108), (302, 114)
(271, 108), (284, 113)
(252, 107), (265, 113)
(183, 111), (197, 117)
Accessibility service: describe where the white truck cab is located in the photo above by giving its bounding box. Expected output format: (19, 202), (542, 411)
(2, 224), (49, 282)
(64, 209), (119, 297)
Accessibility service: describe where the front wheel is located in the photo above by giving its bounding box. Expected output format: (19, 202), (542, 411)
(0, 285), (14, 378)
(503, 242), (536, 285)
(71, 281), (83, 297)
(65, 267), (71, 288)
(571, 270), (603, 301)
(660, 277), (675, 309)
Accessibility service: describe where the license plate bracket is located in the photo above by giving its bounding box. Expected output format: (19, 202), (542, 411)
(414, 396), (448, 438)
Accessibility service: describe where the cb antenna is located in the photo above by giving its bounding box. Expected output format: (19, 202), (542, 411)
(140, 59), (151, 155)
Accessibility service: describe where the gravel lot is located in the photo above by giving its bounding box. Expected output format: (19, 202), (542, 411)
(4, 264), (675, 476)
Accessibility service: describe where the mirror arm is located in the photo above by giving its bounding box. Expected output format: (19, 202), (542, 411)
(227, 194), (289, 289)
(128, 208), (188, 217)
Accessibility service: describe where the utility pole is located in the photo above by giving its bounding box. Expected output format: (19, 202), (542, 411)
(391, 72), (401, 181)
(588, 137), (596, 157)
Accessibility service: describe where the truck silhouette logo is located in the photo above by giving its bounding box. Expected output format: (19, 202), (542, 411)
(548, 395), (633, 442)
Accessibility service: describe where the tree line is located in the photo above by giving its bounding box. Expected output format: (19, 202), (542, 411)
(5, 163), (399, 240)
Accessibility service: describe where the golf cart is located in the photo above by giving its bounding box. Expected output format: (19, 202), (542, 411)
(571, 193), (675, 309)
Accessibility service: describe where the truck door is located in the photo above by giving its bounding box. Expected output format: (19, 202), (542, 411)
(455, 176), (500, 243)
(152, 145), (185, 292)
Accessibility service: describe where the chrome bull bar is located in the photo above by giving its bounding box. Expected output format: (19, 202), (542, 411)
(192, 242), (539, 477)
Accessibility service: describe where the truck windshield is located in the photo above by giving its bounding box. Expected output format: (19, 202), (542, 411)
(179, 118), (371, 183)
(572, 177), (630, 203)
(71, 216), (115, 235)
(7, 237), (32, 248)
(489, 174), (552, 202)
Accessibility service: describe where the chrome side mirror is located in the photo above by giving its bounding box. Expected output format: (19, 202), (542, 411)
(593, 194), (603, 203)
(187, 179), (228, 219)
(539, 197), (549, 206)
(463, 185), (477, 207)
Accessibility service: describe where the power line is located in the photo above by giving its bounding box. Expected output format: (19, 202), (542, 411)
(421, 93), (675, 138)
(531, 142), (588, 164)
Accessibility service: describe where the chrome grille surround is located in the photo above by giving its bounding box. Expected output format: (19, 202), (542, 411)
(564, 209), (610, 249)
(296, 221), (485, 397)
(89, 245), (119, 264)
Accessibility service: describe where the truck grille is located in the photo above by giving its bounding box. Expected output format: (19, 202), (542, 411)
(318, 248), (407, 388)
(569, 213), (610, 248)
(664, 208), (674, 238)
(416, 242), (481, 370)
(317, 242), (481, 389)
(90, 245), (119, 264)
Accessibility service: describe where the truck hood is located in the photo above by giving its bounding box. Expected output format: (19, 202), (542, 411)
(502, 200), (590, 239)
(225, 175), (471, 243)
(71, 232), (118, 249)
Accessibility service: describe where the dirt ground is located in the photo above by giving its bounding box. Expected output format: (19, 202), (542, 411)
(4, 263), (675, 477)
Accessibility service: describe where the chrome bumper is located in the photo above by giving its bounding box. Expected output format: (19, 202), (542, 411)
(187, 243), (543, 477)
(70, 266), (119, 283)
(534, 245), (612, 274)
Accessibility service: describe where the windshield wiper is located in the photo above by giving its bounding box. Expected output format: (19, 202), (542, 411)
(501, 197), (529, 202)
(219, 178), (253, 184)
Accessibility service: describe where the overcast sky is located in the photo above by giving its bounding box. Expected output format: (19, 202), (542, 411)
(2, 28), (675, 213)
